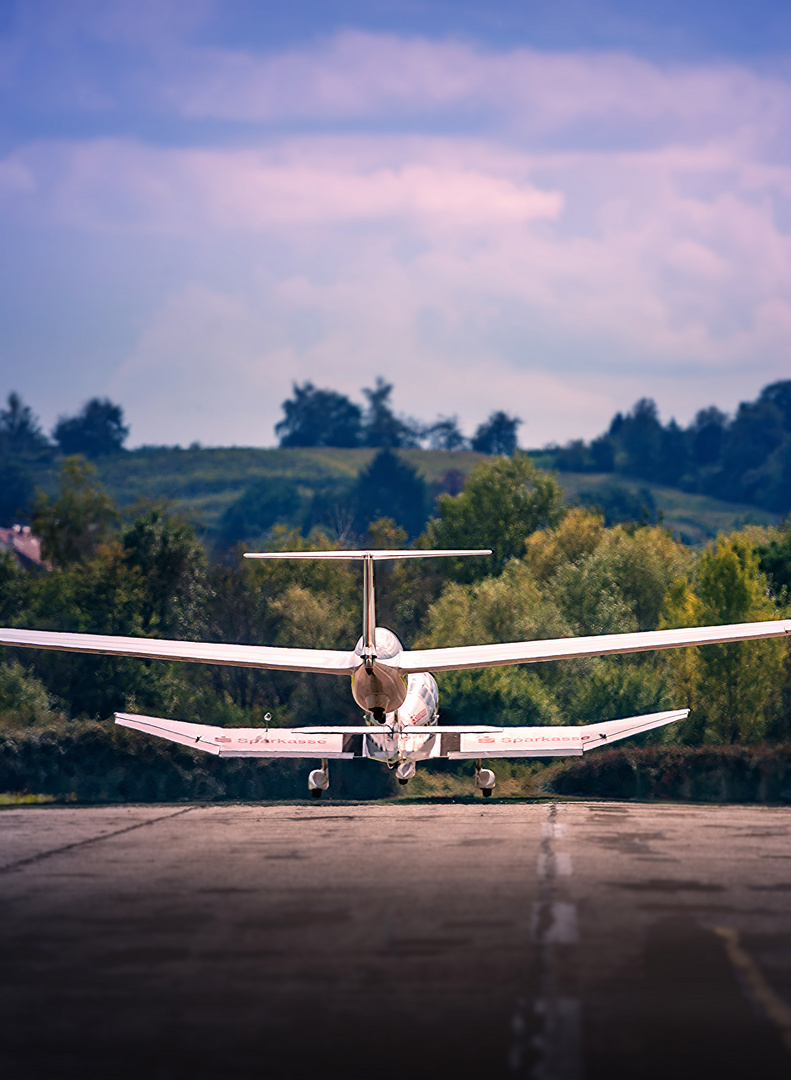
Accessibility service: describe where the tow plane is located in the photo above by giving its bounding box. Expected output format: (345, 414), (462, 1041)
(2, 548), (789, 797)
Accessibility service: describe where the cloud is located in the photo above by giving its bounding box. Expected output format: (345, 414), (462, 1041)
(158, 32), (791, 151)
(4, 29), (791, 445)
(0, 138), (563, 230)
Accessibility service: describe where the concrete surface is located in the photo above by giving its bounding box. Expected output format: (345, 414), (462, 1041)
(1, 800), (790, 1080)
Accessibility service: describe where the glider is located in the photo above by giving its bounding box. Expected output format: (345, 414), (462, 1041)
(1, 548), (789, 797)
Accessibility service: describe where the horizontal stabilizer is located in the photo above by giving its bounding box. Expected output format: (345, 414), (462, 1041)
(243, 548), (491, 561)
(444, 709), (690, 758)
(115, 713), (360, 758)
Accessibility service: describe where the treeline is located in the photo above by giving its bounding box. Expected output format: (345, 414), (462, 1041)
(221, 448), (447, 544)
(0, 393), (129, 524)
(1, 452), (790, 755)
(275, 377), (520, 454)
(548, 380), (791, 513)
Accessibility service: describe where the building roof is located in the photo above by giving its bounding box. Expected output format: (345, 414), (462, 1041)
(0, 525), (50, 570)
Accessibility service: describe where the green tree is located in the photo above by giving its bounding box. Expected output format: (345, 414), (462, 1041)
(32, 458), (119, 565)
(354, 449), (428, 539)
(471, 411), (521, 455)
(275, 382), (362, 447)
(122, 506), (209, 639)
(362, 378), (419, 448)
(53, 398), (129, 458)
(662, 535), (786, 743)
(0, 392), (50, 457)
(424, 453), (563, 581)
(0, 460), (34, 522)
(0, 661), (58, 729)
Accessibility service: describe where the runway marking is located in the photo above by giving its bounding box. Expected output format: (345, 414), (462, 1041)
(538, 852), (572, 878)
(510, 806), (581, 1079)
(542, 823), (567, 838)
(716, 926), (791, 1054)
(532, 901), (579, 945)
(532, 997), (583, 1080)
(0, 807), (197, 874)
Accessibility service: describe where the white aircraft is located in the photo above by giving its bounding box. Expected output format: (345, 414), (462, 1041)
(1, 548), (789, 797)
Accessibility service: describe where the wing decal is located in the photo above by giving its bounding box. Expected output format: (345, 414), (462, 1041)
(115, 713), (362, 758)
(392, 620), (791, 674)
(0, 628), (361, 675)
(443, 709), (689, 758)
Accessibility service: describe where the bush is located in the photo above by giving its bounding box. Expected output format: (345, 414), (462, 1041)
(550, 743), (791, 803)
(0, 723), (398, 802)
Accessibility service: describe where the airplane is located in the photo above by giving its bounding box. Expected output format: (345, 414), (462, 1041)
(1, 547), (789, 798)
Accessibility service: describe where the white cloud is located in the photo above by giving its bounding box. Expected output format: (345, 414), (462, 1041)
(158, 32), (791, 151)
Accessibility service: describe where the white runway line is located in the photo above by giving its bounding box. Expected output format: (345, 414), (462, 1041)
(537, 852), (573, 878)
(532, 901), (580, 945)
(533, 997), (583, 1080)
(542, 822), (567, 838)
(510, 808), (582, 1079)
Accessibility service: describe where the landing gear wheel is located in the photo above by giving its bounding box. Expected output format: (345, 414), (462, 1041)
(372, 707), (386, 724)
(482, 788), (493, 798)
(311, 788), (323, 798)
(397, 778), (409, 786)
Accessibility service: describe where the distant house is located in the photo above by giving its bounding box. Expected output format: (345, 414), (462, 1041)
(0, 525), (50, 571)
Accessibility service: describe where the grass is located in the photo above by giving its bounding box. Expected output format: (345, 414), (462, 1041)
(554, 471), (776, 543)
(0, 792), (59, 806)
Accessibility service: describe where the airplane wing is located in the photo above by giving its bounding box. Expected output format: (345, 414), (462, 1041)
(0, 629), (361, 675)
(114, 713), (362, 757)
(393, 619), (791, 674)
(440, 708), (689, 758)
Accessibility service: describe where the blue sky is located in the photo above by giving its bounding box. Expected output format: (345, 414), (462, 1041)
(2, 0), (791, 448)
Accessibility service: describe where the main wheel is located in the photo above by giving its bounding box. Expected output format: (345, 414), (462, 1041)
(311, 788), (323, 798)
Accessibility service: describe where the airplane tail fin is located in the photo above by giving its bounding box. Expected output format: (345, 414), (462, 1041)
(243, 549), (491, 663)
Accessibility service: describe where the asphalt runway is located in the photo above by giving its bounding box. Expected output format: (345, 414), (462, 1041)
(1, 801), (791, 1080)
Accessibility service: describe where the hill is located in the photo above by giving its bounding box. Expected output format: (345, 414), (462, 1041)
(20, 446), (776, 546)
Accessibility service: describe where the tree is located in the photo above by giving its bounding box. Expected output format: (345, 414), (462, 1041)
(32, 457), (119, 565)
(613, 398), (664, 478)
(662, 535), (786, 743)
(757, 528), (791, 600)
(362, 378), (420, 448)
(53, 398), (129, 458)
(425, 416), (468, 451)
(0, 393), (50, 457)
(0, 460), (34, 522)
(471, 411), (521, 455)
(122, 507), (208, 639)
(424, 453), (563, 581)
(589, 434), (616, 472)
(220, 478), (303, 544)
(275, 383), (362, 447)
(758, 380), (791, 431)
(353, 449), (428, 539)
(691, 406), (727, 467)
(720, 399), (785, 484)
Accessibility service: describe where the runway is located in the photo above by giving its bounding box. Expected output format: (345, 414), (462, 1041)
(1, 800), (790, 1080)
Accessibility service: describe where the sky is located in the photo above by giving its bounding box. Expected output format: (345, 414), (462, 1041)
(2, 0), (791, 449)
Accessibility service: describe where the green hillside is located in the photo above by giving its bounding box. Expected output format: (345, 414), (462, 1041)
(23, 446), (776, 544)
(551, 471), (776, 544)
